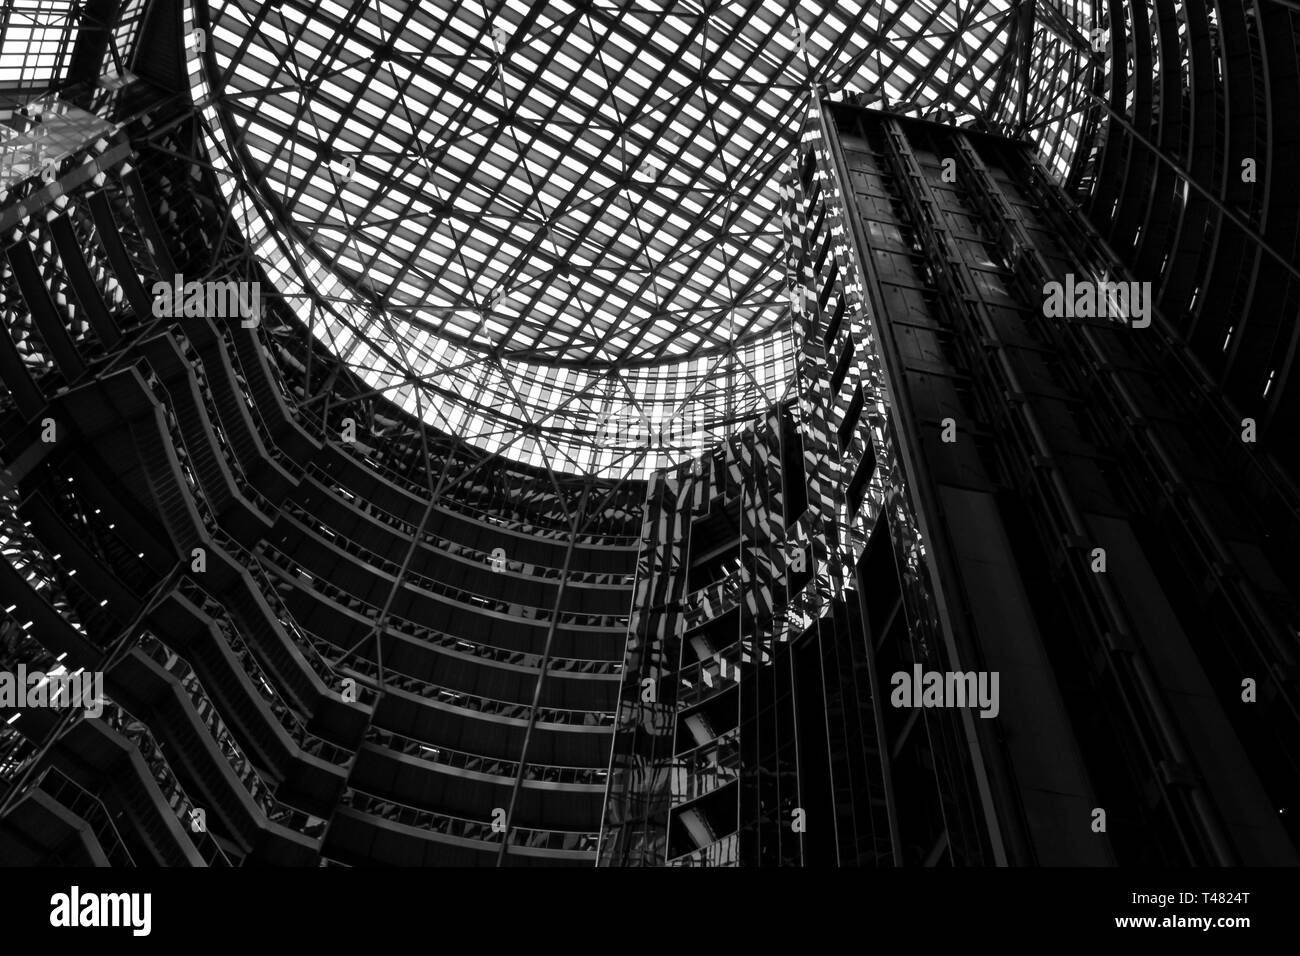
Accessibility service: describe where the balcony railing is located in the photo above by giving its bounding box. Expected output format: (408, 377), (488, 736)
(215, 323), (296, 475)
(671, 729), (742, 806)
(365, 725), (607, 786)
(96, 697), (233, 867)
(285, 492), (634, 589)
(136, 631), (325, 838)
(303, 436), (635, 548)
(280, 505), (628, 629)
(153, 394), (372, 708)
(259, 540), (623, 676)
(175, 330), (276, 516)
(257, 536), (626, 633)
(230, 533), (365, 699)
(341, 653), (615, 728)
(174, 576), (354, 768)
(34, 765), (136, 866)
(675, 638), (747, 710)
(344, 788), (599, 853)
(667, 831), (739, 867)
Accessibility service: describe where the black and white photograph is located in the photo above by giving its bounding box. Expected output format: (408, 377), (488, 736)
(0, 0), (1296, 940)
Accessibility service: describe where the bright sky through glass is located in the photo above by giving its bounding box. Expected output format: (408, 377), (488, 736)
(189, 0), (1094, 478)
(0, 1), (76, 90)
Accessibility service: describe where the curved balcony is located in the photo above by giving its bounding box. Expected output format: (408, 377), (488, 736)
(363, 726), (608, 788)
(96, 697), (233, 867)
(219, 318), (637, 549)
(174, 577), (353, 768)
(260, 540), (627, 663)
(338, 652), (615, 729)
(272, 509), (629, 626)
(342, 788), (598, 857)
(305, 439), (638, 550)
(152, 393), (374, 712)
(285, 489), (635, 591)
(278, 573), (621, 680)
(136, 631), (326, 838)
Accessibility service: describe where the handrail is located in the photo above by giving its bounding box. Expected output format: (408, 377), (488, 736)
(344, 787), (599, 852)
(286, 490), (634, 588)
(136, 631), (325, 838)
(259, 542), (622, 674)
(257, 537), (628, 632)
(174, 576), (353, 767)
(96, 697), (233, 867)
(221, 529), (356, 693)
(151, 370), (378, 709)
(213, 323), (297, 475)
(302, 458), (638, 548)
(364, 725), (607, 785)
(337, 652), (615, 727)
(173, 329), (276, 516)
(667, 832), (739, 867)
(34, 765), (136, 866)
(281, 505), (629, 627)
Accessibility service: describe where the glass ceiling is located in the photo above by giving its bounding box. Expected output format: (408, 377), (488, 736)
(186, 0), (1096, 478)
(0, 1), (77, 95)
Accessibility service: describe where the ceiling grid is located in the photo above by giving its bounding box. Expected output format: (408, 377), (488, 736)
(188, 0), (1095, 478)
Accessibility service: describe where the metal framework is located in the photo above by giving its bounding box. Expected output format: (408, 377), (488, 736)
(0, 0), (79, 96)
(175, 0), (1097, 479)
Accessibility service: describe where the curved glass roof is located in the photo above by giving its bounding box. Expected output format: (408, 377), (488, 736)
(187, 0), (1096, 478)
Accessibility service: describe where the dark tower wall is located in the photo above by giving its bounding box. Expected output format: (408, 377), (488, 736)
(821, 103), (1299, 865)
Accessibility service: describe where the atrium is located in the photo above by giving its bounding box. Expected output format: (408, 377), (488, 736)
(0, 0), (1297, 873)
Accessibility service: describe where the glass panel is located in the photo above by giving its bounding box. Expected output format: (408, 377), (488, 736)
(185, 0), (1096, 477)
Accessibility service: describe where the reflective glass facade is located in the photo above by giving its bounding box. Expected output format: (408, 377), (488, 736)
(598, 100), (1300, 865)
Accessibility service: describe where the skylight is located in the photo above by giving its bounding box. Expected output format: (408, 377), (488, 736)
(0, 0), (76, 96)
(187, 0), (1095, 478)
